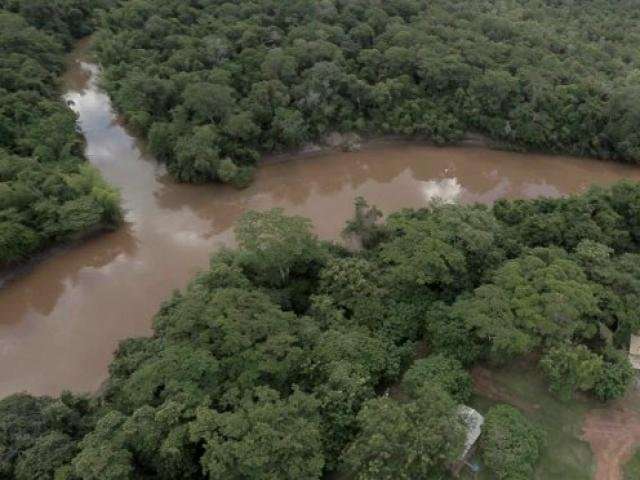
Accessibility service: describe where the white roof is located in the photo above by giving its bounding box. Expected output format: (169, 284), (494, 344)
(457, 405), (484, 460)
(630, 335), (640, 369)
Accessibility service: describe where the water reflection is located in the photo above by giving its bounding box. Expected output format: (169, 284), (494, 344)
(421, 178), (462, 203)
(3, 41), (640, 398)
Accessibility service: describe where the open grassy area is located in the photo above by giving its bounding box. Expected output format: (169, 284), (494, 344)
(623, 449), (640, 480)
(461, 360), (598, 480)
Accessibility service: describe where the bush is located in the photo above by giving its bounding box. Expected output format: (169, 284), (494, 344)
(341, 385), (465, 480)
(217, 157), (239, 183)
(481, 405), (546, 480)
(540, 344), (603, 401)
(401, 354), (472, 403)
(594, 349), (634, 402)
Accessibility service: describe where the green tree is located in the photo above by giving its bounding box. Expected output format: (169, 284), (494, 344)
(235, 208), (326, 286)
(341, 384), (465, 480)
(540, 344), (604, 401)
(106, 343), (221, 412)
(456, 248), (601, 362)
(318, 257), (386, 329)
(171, 125), (222, 182)
(379, 204), (505, 296)
(182, 82), (236, 124)
(312, 327), (400, 385)
(481, 405), (545, 480)
(152, 286), (318, 398)
(313, 361), (375, 469)
(594, 349), (634, 401)
(14, 432), (77, 480)
(189, 388), (324, 479)
(71, 412), (134, 480)
(401, 354), (472, 403)
(343, 196), (386, 249)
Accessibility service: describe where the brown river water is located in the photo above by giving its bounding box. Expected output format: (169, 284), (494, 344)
(3, 42), (640, 399)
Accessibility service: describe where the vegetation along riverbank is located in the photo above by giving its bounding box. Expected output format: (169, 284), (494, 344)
(4, 183), (640, 478)
(2, 1), (640, 479)
(0, 1), (121, 269)
(95, 0), (640, 186)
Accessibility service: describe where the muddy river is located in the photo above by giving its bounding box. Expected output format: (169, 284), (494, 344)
(2, 42), (640, 398)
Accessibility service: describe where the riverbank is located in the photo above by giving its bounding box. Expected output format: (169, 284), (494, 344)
(4, 38), (640, 399)
(0, 36), (121, 285)
(5, 34), (640, 480)
(259, 132), (492, 166)
(0, 222), (120, 289)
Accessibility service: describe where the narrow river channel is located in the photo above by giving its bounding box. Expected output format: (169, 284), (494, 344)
(3, 40), (640, 398)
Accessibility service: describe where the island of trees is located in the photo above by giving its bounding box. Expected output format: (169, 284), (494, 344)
(95, 0), (640, 185)
(2, 182), (640, 479)
(0, 0), (121, 267)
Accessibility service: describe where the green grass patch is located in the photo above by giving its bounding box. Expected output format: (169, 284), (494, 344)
(465, 361), (598, 480)
(624, 449), (640, 480)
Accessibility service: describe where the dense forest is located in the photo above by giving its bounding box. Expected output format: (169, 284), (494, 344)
(0, 0), (121, 267)
(2, 0), (640, 478)
(94, 0), (640, 185)
(3, 182), (640, 479)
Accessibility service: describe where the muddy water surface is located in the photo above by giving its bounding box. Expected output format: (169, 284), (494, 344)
(3, 42), (640, 398)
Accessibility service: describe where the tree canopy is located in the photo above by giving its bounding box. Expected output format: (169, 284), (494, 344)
(0, 1), (121, 267)
(341, 384), (465, 480)
(481, 404), (546, 480)
(4, 182), (640, 479)
(2, 1), (640, 477)
(93, 0), (640, 186)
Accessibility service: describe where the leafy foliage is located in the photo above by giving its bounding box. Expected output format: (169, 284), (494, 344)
(481, 405), (546, 480)
(541, 344), (634, 401)
(190, 388), (324, 480)
(94, 0), (640, 186)
(0, 3), (121, 267)
(540, 344), (604, 401)
(235, 208), (327, 287)
(401, 354), (472, 403)
(3, 1), (640, 478)
(341, 384), (465, 480)
(451, 248), (601, 363)
(0, 392), (92, 480)
(3, 184), (640, 478)
(593, 349), (635, 402)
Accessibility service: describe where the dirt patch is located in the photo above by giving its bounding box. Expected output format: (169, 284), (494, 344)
(471, 366), (541, 413)
(582, 395), (640, 480)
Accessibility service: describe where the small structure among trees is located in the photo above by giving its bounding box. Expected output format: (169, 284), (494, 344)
(629, 334), (640, 370)
(451, 405), (484, 476)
